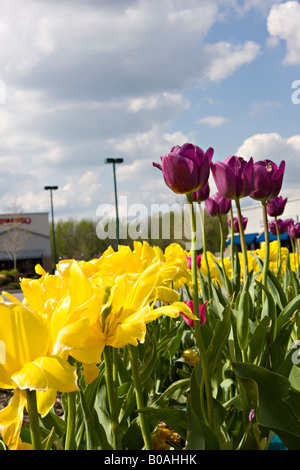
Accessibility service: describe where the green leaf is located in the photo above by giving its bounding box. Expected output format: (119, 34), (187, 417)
(207, 304), (231, 374)
(248, 315), (270, 365)
(41, 409), (66, 438)
(152, 378), (190, 409)
(276, 293), (300, 331)
(121, 417), (144, 450)
(250, 253), (287, 309)
(185, 397), (220, 450)
(232, 361), (300, 449)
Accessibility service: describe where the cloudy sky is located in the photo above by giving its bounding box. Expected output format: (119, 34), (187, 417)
(0, 0), (300, 223)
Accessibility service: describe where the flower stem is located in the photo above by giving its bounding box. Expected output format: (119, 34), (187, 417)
(65, 391), (77, 450)
(261, 201), (270, 296)
(274, 216), (282, 275)
(103, 346), (122, 450)
(127, 344), (153, 450)
(218, 214), (231, 295)
(26, 389), (42, 450)
(230, 207), (235, 272)
(199, 202), (212, 288)
(187, 193), (214, 431)
(235, 198), (248, 284)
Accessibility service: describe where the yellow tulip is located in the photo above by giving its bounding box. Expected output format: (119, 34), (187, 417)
(99, 262), (197, 350)
(0, 303), (79, 449)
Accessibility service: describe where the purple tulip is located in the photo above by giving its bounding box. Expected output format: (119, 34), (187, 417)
(250, 160), (285, 202)
(210, 155), (254, 200)
(228, 216), (248, 233)
(269, 218), (293, 235)
(180, 300), (207, 327)
(153, 143), (214, 194)
(266, 196), (288, 217)
(192, 181), (210, 202)
(288, 222), (300, 239)
(205, 192), (231, 217)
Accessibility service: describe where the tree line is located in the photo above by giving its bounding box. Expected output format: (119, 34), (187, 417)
(53, 210), (229, 261)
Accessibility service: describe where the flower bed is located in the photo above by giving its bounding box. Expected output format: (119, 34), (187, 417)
(0, 144), (299, 451)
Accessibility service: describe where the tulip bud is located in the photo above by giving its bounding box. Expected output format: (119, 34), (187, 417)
(266, 196), (287, 217)
(205, 192), (231, 217)
(228, 216), (248, 233)
(180, 299), (207, 327)
(250, 160), (285, 202)
(210, 155), (254, 200)
(153, 143), (213, 194)
(186, 254), (201, 270)
(192, 181), (210, 202)
(269, 218), (293, 235)
(288, 222), (300, 239)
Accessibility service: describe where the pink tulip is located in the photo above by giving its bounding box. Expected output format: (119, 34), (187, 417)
(180, 299), (207, 327)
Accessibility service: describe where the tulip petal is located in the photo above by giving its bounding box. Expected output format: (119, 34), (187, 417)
(161, 152), (200, 194)
(52, 317), (91, 356)
(0, 304), (50, 375)
(34, 356), (79, 393)
(36, 387), (58, 418)
(0, 389), (27, 450)
(146, 301), (197, 323)
(12, 361), (48, 391)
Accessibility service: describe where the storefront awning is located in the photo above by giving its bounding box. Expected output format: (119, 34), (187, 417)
(256, 232), (290, 243)
(226, 233), (258, 246)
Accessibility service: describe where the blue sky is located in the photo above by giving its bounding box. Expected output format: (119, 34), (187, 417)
(0, 0), (299, 223)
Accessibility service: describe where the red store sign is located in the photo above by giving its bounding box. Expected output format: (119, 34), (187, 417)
(0, 217), (32, 225)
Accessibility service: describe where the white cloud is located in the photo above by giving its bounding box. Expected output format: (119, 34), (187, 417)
(250, 101), (282, 115)
(197, 115), (228, 127)
(236, 132), (300, 186)
(127, 92), (189, 113)
(0, 0), (284, 222)
(203, 41), (261, 82)
(267, 1), (300, 64)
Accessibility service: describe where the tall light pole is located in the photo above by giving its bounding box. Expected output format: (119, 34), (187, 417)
(104, 158), (123, 247)
(44, 185), (58, 271)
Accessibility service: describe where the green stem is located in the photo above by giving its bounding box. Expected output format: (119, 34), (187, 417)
(296, 239), (300, 277)
(261, 201), (270, 294)
(274, 216), (282, 275)
(26, 389), (42, 450)
(218, 214), (231, 296)
(112, 348), (119, 390)
(65, 391), (77, 450)
(230, 207), (235, 274)
(199, 203), (212, 288)
(235, 198), (248, 284)
(103, 346), (122, 450)
(187, 193), (214, 431)
(127, 344), (153, 450)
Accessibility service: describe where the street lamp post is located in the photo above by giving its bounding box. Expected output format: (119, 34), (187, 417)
(44, 185), (58, 271)
(104, 158), (123, 247)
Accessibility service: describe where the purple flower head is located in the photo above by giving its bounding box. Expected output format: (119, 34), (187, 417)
(180, 300), (207, 328)
(186, 254), (201, 270)
(192, 181), (210, 202)
(153, 143), (214, 195)
(205, 192), (231, 217)
(288, 222), (300, 239)
(266, 196), (288, 217)
(210, 155), (254, 200)
(250, 160), (285, 202)
(228, 216), (248, 233)
(269, 218), (293, 235)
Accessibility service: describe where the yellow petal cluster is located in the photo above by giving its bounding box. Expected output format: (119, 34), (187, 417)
(0, 242), (195, 449)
